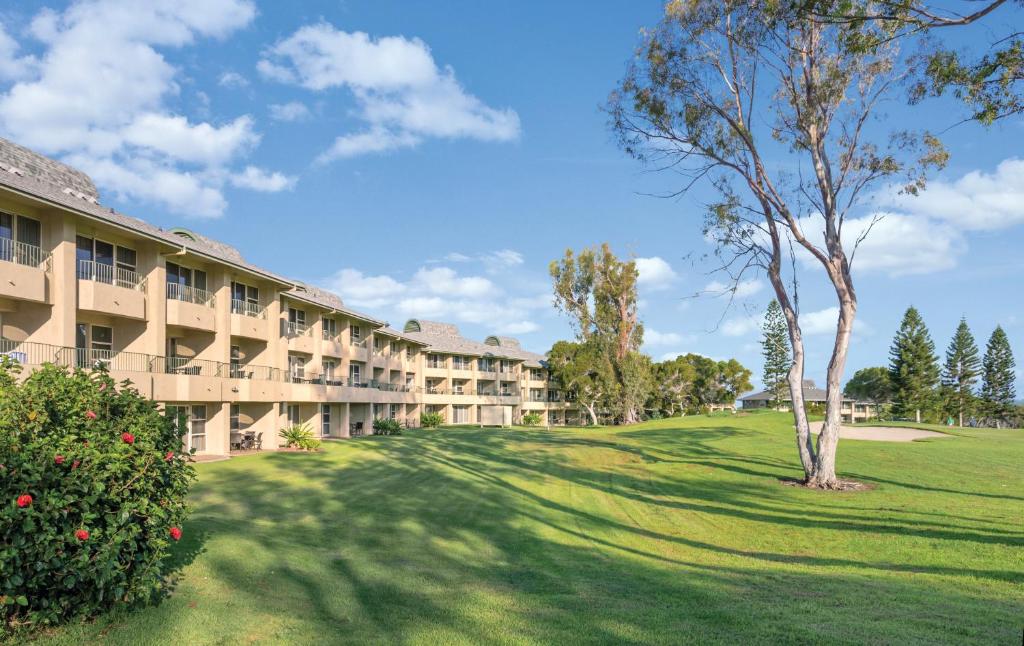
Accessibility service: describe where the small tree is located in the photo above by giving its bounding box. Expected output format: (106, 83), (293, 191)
(980, 326), (1017, 426)
(761, 300), (791, 409)
(648, 355), (698, 417)
(521, 412), (542, 426)
(844, 366), (893, 419)
(420, 412), (444, 428)
(941, 318), (981, 426)
(889, 307), (940, 422)
(547, 339), (614, 426)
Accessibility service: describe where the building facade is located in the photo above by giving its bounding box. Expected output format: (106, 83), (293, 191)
(0, 138), (579, 456)
(739, 380), (874, 423)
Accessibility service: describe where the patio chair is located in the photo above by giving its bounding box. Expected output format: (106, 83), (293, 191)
(254, 432), (263, 451)
(230, 432), (242, 451)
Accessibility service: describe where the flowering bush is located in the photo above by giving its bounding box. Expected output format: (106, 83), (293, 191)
(0, 360), (195, 631)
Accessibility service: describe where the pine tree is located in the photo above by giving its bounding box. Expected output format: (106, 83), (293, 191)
(941, 318), (981, 427)
(889, 306), (940, 423)
(761, 299), (791, 408)
(980, 326), (1017, 426)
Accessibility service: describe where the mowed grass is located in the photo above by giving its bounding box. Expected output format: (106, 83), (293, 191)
(27, 413), (1024, 645)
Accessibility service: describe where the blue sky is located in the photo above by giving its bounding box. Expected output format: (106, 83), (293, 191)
(1, 0), (1021, 391)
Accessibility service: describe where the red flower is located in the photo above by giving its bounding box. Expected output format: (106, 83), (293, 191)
(85, 410), (97, 420)
(98, 383), (107, 392)
(72, 460), (81, 469)
(164, 451), (174, 462)
(121, 432), (135, 444)
(16, 494), (32, 508)
(169, 527), (182, 541)
(55, 454), (65, 465)
(75, 529), (89, 541)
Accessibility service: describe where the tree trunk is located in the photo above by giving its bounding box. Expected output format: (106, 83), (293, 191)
(916, 409), (921, 423)
(585, 403), (599, 426)
(766, 284), (816, 479)
(808, 287), (856, 489)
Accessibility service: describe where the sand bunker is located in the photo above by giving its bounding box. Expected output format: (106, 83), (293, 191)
(808, 421), (948, 442)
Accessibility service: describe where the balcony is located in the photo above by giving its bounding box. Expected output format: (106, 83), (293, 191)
(166, 283), (216, 332)
(76, 260), (146, 320)
(283, 321), (315, 354)
(0, 239), (50, 304)
(322, 332), (344, 358)
(230, 299), (269, 340)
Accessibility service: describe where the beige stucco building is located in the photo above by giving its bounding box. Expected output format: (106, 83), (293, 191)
(739, 380), (875, 423)
(0, 138), (579, 456)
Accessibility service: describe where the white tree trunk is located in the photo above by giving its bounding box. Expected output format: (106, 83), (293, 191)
(808, 279), (856, 489)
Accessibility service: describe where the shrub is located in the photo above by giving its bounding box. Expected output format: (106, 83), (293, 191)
(420, 412), (444, 428)
(278, 423), (320, 450)
(0, 360), (195, 630)
(521, 412), (542, 426)
(372, 418), (402, 436)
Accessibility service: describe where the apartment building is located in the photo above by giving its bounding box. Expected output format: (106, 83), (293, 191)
(0, 137), (579, 456)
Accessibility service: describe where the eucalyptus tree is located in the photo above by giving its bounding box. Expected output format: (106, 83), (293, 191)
(610, 1), (945, 487)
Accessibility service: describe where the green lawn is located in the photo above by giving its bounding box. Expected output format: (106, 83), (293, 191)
(28, 413), (1024, 644)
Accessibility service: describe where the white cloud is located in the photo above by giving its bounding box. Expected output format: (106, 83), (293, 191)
(0, 25), (37, 81)
(218, 71), (248, 88)
(228, 166), (297, 192)
(268, 101), (311, 122)
(799, 307), (872, 337)
(324, 264), (548, 336)
(703, 278), (764, 299)
(883, 158), (1024, 231)
(635, 256), (679, 291)
(0, 0), (288, 218)
(432, 249), (525, 274)
(843, 212), (965, 276)
(259, 23), (520, 161)
(644, 329), (691, 347)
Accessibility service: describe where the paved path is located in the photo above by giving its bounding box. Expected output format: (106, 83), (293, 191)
(808, 421), (948, 442)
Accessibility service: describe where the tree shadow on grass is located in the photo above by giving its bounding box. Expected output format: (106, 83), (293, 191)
(49, 426), (1024, 645)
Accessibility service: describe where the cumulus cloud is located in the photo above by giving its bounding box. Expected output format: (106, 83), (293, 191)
(644, 328), (696, 347)
(258, 23), (520, 161)
(268, 101), (311, 122)
(228, 166), (297, 192)
(324, 264), (548, 336)
(721, 317), (760, 338)
(0, 0), (290, 217)
(635, 256), (679, 291)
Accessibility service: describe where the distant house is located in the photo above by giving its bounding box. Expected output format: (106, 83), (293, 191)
(739, 380), (873, 423)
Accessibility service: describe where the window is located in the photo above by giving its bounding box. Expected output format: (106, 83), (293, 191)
(75, 237), (137, 286)
(231, 281), (260, 315)
(406, 347), (413, 360)
(323, 317), (338, 340)
(350, 325), (361, 343)
(0, 212), (41, 266)
(389, 404), (398, 420)
(453, 356), (465, 370)
(76, 323), (112, 367)
(373, 337), (383, 352)
(167, 262), (208, 302)
(373, 404), (384, 419)
(288, 354), (305, 381)
(230, 345), (242, 378)
(287, 404), (301, 426)
(322, 360), (336, 383)
(288, 307), (306, 326)
(321, 404), (331, 436)
(453, 405), (469, 424)
(230, 404), (240, 432)
(390, 341), (399, 354)
(168, 404), (206, 452)
(349, 363), (361, 385)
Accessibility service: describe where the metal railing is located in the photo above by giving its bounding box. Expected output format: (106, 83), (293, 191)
(322, 328), (339, 342)
(426, 359), (446, 369)
(350, 337), (367, 348)
(161, 356), (224, 377)
(227, 364), (281, 381)
(231, 299), (266, 319)
(166, 282), (215, 306)
(283, 321), (310, 337)
(77, 260), (145, 291)
(0, 238), (50, 270)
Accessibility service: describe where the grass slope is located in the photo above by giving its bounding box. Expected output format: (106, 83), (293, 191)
(27, 413), (1024, 645)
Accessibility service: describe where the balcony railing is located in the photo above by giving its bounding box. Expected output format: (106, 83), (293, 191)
(166, 282), (215, 306)
(228, 364), (281, 381)
(426, 359), (446, 369)
(0, 238), (50, 270)
(231, 299), (266, 319)
(283, 321), (310, 337)
(350, 337), (367, 348)
(77, 260), (145, 291)
(161, 356), (224, 377)
(322, 329), (339, 342)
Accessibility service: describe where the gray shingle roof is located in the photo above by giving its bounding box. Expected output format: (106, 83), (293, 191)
(740, 380), (857, 403)
(401, 319), (547, 366)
